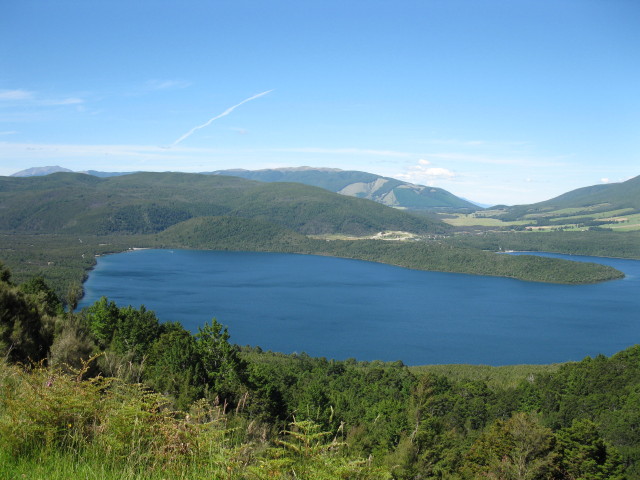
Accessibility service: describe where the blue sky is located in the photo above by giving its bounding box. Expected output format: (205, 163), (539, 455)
(1, 0), (638, 205)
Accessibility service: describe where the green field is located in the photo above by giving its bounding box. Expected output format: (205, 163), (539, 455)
(440, 212), (528, 227)
(441, 207), (640, 232)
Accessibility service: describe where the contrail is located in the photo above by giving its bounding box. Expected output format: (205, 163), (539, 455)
(170, 89), (273, 147)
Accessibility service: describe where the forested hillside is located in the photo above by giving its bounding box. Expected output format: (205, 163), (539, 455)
(477, 175), (640, 228)
(0, 172), (446, 236)
(511, 174), (640, 214)
(212, 167), (478, 211)
(0, 267), (637, 479)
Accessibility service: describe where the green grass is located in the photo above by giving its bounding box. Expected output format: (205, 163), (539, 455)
(0, 449), (230, 480)
(521, 204), (618, 218)
(443, 206), (640, 232)
(527, 208), (635, 223)
(522, 210), (640, 232)
(602, 212), (640, 231)
(0, 360), (388, 480)
(524, 207), (634, 220)
(440, 213), (528, 227)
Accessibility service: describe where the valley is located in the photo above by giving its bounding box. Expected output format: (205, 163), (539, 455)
(0, 171), (630, 300)
(1, 168), (639, 479)
(3, 3), (638, 477)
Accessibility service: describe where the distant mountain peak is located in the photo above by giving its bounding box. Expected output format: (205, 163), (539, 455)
(211, 166), (478, 212)
(10, 166), (73, 177)
(261, 166), (344, 172)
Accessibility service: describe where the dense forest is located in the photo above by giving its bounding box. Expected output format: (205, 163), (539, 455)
(0, 172), (447, 237)
(447, 230), (640, 259)
(1, 264), (638, 479)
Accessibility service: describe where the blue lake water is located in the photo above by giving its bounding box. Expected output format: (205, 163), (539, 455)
(78, 249), (640, 366)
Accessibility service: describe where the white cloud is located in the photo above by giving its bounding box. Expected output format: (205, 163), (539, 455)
(0, 89), (34, 101)
(395, 160), (456, 186)
(423, 167), (455, 178)
(600, 177), (610, 183)
(0, 131), (18, 135)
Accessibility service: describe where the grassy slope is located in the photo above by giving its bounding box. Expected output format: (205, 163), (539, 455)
(441, 175), (640, 231)
(532, 174), (640, 211)
(492, 175), (640, 223)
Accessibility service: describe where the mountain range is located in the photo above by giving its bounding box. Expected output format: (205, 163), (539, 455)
(0, 171), (447, 236)
(9, 167), (640, 227)
(11, 166), (134, 178)
(10, 166), (478, 212)
(208, 167), (478, 211)
(10, 166), (74, 177)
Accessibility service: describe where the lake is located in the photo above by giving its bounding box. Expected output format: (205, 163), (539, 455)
(78, 249), (640, 366)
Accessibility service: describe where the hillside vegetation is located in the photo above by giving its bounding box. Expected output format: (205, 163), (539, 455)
(448, 230), (640, 259)
(449, 175), (640, 231)
(509, 174), (640, 216)
(212, 167), (478, 211)
(0, 172), (446, 236)
(0, 268), (637, 479)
